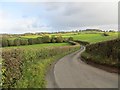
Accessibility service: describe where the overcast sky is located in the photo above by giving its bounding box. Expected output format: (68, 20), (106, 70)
(0, 1), (118, 34)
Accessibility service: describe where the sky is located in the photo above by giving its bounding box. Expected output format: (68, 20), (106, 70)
(0, 0), (118, 34)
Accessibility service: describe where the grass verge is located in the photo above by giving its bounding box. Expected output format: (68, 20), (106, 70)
(81, 49), (119, 73)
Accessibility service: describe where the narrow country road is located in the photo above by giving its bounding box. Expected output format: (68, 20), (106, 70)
(46, 46), (118, 88)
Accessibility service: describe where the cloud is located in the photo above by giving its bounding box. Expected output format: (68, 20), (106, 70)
(43, 2), (117, 29)
(0, 0), (119, 2)
(0, 2), (118, 34)
(0, 11), (50, 34)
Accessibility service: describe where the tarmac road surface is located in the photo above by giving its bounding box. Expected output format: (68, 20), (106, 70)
(46, 46), (118, 88)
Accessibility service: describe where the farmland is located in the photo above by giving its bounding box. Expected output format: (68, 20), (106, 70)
(3, 43), (71, 49)
(1, 2), (119, 88)
(1, 30), (119, 88)
(8, 31), (118, 44)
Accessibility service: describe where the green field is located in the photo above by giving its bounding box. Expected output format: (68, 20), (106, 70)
(72, 33), (118, 43)
(18, 32), (118, 44)
(3, 43), (71, 49)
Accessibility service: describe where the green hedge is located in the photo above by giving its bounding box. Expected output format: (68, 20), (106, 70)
(81, 38), (120, 67)
(2, 36), (72, 47)
(2, 45), (79, 88)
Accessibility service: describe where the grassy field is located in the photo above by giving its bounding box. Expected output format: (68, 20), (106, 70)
(19, 32), (118, 44)
(20, 35), (42, 38)
(3, 43), (71, 49)
(72, 33), (118, 43)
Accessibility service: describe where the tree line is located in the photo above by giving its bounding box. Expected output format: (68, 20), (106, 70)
(2, 36), (73, 47)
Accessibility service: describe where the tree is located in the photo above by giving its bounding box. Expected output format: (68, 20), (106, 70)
(8, 40), (14, 46)
(51, 36), (56, 43)
(56, 36), (63, 43)
(20, 39), (28, 45)
(41, 36), (50, 43)
(37, 37), (43, 44)
(14, 39), (20, 46)
(68, 37), (73, 41)
(28, 38), (38, 45)
(32, 38), (38, 44)
(2, 38), (8, 47)
(102, 33), (109, 36)
(28, 38), (33, 45)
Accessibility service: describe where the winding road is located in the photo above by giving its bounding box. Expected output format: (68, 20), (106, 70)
(46, 46), (118, 88)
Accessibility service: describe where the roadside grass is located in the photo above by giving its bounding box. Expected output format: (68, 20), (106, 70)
(81, 52), (117, 67)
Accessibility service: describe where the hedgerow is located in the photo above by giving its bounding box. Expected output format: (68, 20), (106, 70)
(2, 36), (72, 47)
(81, 38), (120, 67)
(2, 44), (79, 88)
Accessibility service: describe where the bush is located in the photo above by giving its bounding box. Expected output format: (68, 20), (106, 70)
(68, 37), (73, 41)
(28, 38), (33, 45)
(2, 45), (79, 88)
(102, 33), (109, 36)
(56, 36), (63, 43)
(36, 37), (43, 44)
(51, 36), (56, 43)
(41, 36), (50, 43)
(28, 38), (37, 45)
(8, 40), (14, 46)
(20, 39), (28, 45)
(14, 39), (21, 46)
(2, 49), (23, 88)
(2, 38), (8, 47)
(83, 38), (120, 67)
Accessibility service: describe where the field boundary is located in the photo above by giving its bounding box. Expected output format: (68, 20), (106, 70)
(80, 47), (119, 73)
(81, 56), (119, 73)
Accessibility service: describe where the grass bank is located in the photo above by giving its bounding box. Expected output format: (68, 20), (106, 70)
(81, 38), (119, 73)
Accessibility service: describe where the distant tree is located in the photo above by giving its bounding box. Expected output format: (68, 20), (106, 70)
(8, 40), (14, 46)
(109, 30), (115, 32)
(68, 37), (73, 41)
(102, 33), (109, 36)
(56, 36), (63, 43)
(63, 38), (67, 42)
(2, 38), (8, 47)
(28, 38), (33, 45)
(51, 35), (56, 43)
(28, 38), (37, 45)
(20, 39), (28, 45)
(79, 30), (82, 32)
(41, 36), (50, 43)
(37, 37), (43, 44)
(14, 39), (20, 46)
